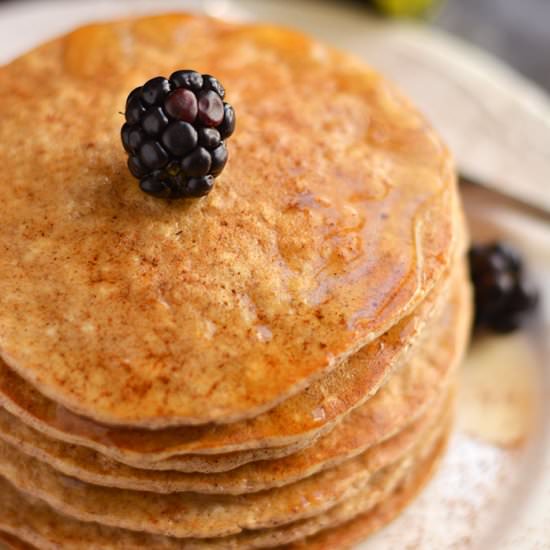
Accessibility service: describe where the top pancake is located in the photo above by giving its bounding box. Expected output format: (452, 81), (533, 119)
(0, 13), (457, 427)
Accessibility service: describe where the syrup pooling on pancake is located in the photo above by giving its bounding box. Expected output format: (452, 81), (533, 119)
(0, 15), (457, 427)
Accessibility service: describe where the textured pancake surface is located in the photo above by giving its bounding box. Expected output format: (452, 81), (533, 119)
(0, 349), (447, 492)
(0, 267), (450, 466)
(0, 392), (430, 494)
(0, 13), (457, 427)
(285, 420), (449, 550)
(0, 410), (441, 539)
(0, 271), (465, 489)
(0, 277), (468, 539)
(0, 413), (449, 549)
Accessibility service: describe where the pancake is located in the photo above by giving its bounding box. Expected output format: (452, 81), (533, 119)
(285, 419), (448, 550)
(0, 265), (452, 466)
(0, 375), (445, 494)
(0, 271), (466, 490)
(0, 398), (314, 475)
(0, 414), (448, 549)
(218, 405), (451, 549)
(0, 392), (447, 540)
(0, 13), (458, 428)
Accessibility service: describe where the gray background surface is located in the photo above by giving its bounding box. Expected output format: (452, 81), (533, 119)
(434, 0), (550, 92)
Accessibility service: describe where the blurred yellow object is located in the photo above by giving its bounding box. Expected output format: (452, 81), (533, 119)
(373, 0), (438, 17)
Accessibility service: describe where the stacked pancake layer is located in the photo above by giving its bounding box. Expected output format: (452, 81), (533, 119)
(0, 14), (471, 550)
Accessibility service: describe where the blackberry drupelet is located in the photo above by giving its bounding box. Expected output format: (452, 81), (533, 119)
(469, 242), (539, 334)
(121, 70), (236, 199)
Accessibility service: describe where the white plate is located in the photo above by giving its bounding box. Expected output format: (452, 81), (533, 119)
(1, 1), (549, 549)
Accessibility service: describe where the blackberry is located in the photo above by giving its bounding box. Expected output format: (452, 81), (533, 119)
(121, 70), (235, 199)
(469, 241), (539, 334)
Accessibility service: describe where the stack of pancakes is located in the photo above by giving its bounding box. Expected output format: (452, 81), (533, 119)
(0, 14), (471, 550)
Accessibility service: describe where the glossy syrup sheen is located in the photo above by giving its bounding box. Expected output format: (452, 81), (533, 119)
(0, 14), (458, 427)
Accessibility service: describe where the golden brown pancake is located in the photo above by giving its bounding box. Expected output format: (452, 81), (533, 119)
(285, 421), (449, 550)
(218, 411), (451, 549)
(224, 404), (452, 549)
(0, 266), (451, 466)
(0, 377), (445, 494)
(0, 414), (448, 549)
(0, 270), (466, 490)
(0, 12), (471, 550)
(0, 13), (458, 428)
(0, 396), (446, 539)
(0, 394), (451, 550)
